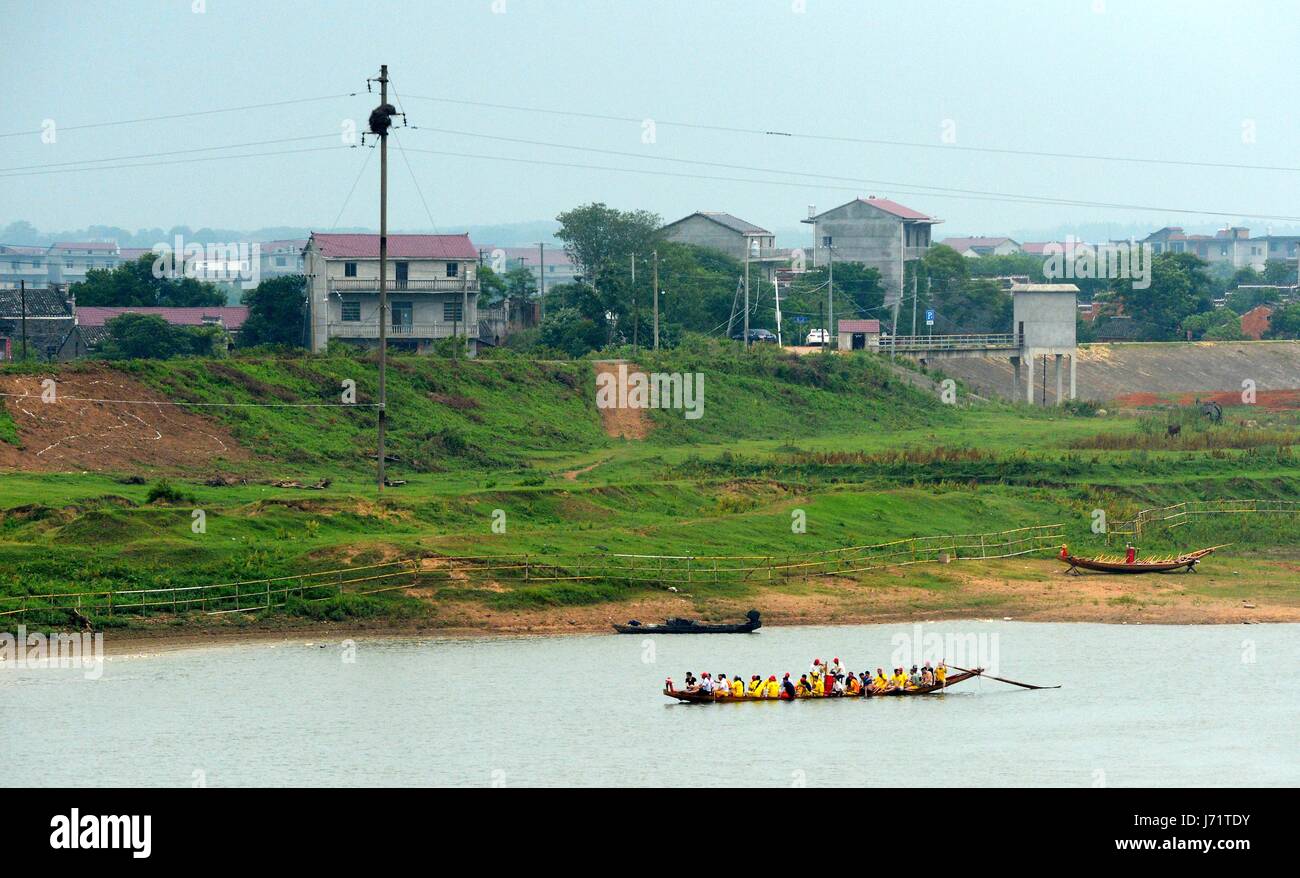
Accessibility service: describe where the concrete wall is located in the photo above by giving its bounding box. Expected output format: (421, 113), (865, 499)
(933, 341), (1300, 404)
(663, 215), (753, 260)
(1013, 290), (1077, 353)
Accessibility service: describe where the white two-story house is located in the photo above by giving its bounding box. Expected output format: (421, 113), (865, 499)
(304, 232), (481, 354)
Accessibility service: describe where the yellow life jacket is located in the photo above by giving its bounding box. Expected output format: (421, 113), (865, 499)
(748, 679), (763, 696)
(766, 680), (779, 698)
(813, 677), (825, 695)
(936, 666), (947, 682)
(732, 679), (744, 697)
(874, 675), (888, 689)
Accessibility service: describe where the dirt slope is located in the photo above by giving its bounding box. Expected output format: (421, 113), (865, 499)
(0, 367), (250, 473)
(593, 360), (652, 440)
(933, 340), (1300, 405)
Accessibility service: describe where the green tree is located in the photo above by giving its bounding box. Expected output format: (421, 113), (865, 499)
(72, 254), (226, 307)
(1181, 307), (1239, 340)
(239, 274), (306, 348)
(1264, 303), (1300, 339)
(1111, 252), (1214, 340)
(537, 306), (605, 357)
(98, 313), (220, 359)
(1262, 259), (1294, 286)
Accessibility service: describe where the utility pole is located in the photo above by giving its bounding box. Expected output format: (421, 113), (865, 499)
(537, 242), (546, 321)
(891, 225), (903, 362)
(372, 64), (393, 493)
(826, 240), (835, 350)
(19, 280), (27, 361)
(652, 249), (660, 350)
(631, 254), (638, 353)
(910, 262), (919, 337)
(743, 239), (751, 348)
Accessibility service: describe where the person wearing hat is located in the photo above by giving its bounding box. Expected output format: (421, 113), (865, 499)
(796, 674), (814, 696)
(765, 675), (779, 698)
(748, 674), (764, 697)
(699, 673), (714, 695)
(808, 659), (823, 695)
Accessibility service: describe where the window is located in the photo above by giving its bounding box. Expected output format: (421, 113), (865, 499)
(443, 300), (463, 322)
(275, 257), (286, 267)
(341, 300), (361, 322)
(395, 261), (409, 288)
(344, 261), (357, 277)
(446, 262), (459, 278)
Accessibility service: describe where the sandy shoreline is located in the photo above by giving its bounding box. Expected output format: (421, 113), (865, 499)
(41, 557), (1292, 655)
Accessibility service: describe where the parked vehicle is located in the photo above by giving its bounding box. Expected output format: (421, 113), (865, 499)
(805, 328), (830, 346)
(731, 328), (778, 344)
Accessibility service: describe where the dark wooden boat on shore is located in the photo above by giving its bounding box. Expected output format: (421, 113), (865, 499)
(1061, 546), (1218, 575)
(663, 669), (983, 702)
(614, 609), (760, 635)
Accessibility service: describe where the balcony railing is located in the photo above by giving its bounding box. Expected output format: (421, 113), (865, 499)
(327, 321), (474, 340)
(328, 278), (477, 292)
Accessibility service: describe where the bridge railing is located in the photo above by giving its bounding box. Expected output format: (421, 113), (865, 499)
(883, 333), (1018, 351)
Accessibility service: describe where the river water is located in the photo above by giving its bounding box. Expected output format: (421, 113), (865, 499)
(3, 622), (1296, 787)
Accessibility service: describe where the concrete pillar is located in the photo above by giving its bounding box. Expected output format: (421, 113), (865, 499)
(1055, 354), (1063, 405)
(1026, 352), (1035, 405)
(1012, 356), (1021, 402)
(1069, 353), (1077, 400)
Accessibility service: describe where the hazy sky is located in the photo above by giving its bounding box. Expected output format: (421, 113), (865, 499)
(4, 0), (1300, 242)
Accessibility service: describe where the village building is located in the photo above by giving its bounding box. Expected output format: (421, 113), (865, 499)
(303, 232), (481, 355)
(801, 197), (941, 307)
(940, 236), (1021, 257)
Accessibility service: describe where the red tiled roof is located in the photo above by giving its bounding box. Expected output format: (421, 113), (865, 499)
(309, 233), (477, 259)
(837, 319), (881, 333)
(1241, 305), (1273, 340)
(860, 197), (936, 221)
(75, 306), (249, 330)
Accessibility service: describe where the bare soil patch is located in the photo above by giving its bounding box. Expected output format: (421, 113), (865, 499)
(593, 360), (651, 440)
(0, 367), (250, 473)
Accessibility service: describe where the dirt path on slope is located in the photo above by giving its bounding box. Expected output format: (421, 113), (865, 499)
(0, 367), (250, 473)
(593, 360), (651, 440)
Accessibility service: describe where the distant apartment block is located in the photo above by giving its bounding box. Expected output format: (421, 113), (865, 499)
(304, 232), (481, 354)
(1143, 226), (1298, 272)
(258, 239), (307, 279)
(940, 236), (1021, 257)
(1, 241), (125, 289)
(801, 197), (941, 307)
(492, 245), (580, 287)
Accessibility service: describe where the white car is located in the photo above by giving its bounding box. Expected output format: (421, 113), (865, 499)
(805, 328), (831, 346)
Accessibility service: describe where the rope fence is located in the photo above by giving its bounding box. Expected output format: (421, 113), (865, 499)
(0, 524), (1063, 624)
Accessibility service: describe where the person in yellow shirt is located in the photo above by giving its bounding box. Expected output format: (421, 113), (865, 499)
(872, 668), (890, 693)
(748, 675), (764, 697)
(765, 675), (779, 698)
(796, 674), (814, 696)
(731, 675), (745, 697)
(845, 674), (861, 696)
(892, 667), (909, 690)
(935, 662), (947, 686)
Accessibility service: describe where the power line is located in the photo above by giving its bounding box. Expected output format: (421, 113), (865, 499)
(388, 84), (438, 231)
(396, 144), (1300, 223)
(403, 93), (1300, 175)
(0, 133), (340, 173)
(329, 142), (376, 231)
(0, 93), (357, 140)
(0, 145), (352, 179)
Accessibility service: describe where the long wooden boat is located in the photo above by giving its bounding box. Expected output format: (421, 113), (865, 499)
(663, 669), (982, 703)
(1061, 546), (1218, 575)
(614, 610), (761, 635)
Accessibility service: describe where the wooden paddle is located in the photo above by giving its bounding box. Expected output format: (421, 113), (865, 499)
(947, 664), (1060, 690)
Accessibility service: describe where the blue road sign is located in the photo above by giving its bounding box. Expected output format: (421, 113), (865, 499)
(925, 308), (935, 326)
(793, 315), (809, 323)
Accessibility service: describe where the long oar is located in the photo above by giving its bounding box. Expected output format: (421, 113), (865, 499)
(947, 665), (1060, 690)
